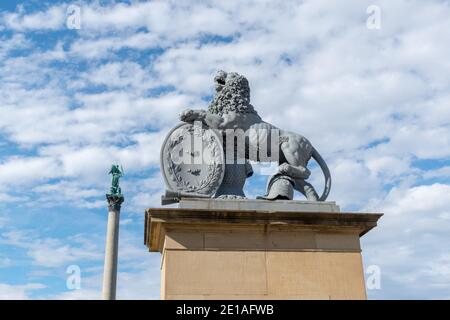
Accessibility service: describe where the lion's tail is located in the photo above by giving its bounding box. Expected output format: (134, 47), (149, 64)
(311, 148), (331, 201)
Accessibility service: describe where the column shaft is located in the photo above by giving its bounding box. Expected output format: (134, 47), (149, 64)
(102, 206), (120, 300)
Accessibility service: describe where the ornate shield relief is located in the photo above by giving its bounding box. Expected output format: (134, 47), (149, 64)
(160, 122), (225, 196)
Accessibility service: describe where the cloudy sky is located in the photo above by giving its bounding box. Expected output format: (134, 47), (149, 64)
(0, 0), (449, 299)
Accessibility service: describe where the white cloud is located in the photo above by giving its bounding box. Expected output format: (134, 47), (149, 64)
(77, 1), (237, 38)
(363, 184), (450, 298)
(80, 61), (154, 90)
(328, 158), (384, 209)
(0, 257), (13, 268)
(69, 32), (161, 59)
(0, 33), (31, 59)
(0, 193), (27, 203)
(0, 283), (46, 300)
(378, 184), (450, 217)
(1, 6), (65, 31)
(116, 266), (160, 300)
(53, 288), (101, 300)
(45, 230), (161, 300)
(50, 262), (161, 300)
(32, 180), (104, 209)
(423, 166), (450, 180)
(0, 157), (61, 186)
(0, 231), (103, 268)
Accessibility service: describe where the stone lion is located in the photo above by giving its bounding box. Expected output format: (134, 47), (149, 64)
(180, 70), (331, 201)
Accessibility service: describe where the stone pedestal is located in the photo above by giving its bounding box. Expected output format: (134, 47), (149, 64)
(144, 199), (382, 300)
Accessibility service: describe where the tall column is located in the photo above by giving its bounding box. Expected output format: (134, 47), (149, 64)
(102, 194), (124, 300)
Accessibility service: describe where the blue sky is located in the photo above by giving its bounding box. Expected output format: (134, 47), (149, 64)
(0, 0), (450, 299)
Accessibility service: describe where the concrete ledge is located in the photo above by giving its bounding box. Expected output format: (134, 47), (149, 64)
(179, 198), (340, 212)
(162, 229), (362, 252)
(145, 208), (382, 252)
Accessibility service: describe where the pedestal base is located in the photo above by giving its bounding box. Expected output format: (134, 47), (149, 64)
(145, 200), (382, 300)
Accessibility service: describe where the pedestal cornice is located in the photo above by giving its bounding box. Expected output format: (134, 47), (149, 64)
(144, 207), (382, 252)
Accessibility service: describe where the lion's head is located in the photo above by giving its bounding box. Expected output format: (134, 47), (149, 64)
(208, 70), (257, 116)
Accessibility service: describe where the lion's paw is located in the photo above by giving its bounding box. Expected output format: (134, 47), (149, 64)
(278, 163), (291, 175)
(180, 109), (205, 123)
(180, 109), (195, 122)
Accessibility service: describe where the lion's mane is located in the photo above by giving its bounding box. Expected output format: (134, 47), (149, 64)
(207, 72), (258, 116)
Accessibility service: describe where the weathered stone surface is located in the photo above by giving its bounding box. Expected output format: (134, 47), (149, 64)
(161, 70), (334, 203)
(160, 122), (225, 197)
(178, 198), (340, 212)
(144, 206), (382, 300)
(177, 70), (332, 201)
(162, 251), (366, 299)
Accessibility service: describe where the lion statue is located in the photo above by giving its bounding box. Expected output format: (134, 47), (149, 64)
(180, 70), (331, 201)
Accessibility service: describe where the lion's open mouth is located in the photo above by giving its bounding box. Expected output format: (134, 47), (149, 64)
(214, 77), (226, 93)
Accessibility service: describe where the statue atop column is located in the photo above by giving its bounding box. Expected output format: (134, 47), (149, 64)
(108, 164), (124, 196)
(107, 164), (124, 210)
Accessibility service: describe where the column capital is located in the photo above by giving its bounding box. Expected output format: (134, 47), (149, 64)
(106, 194), (124, 211)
